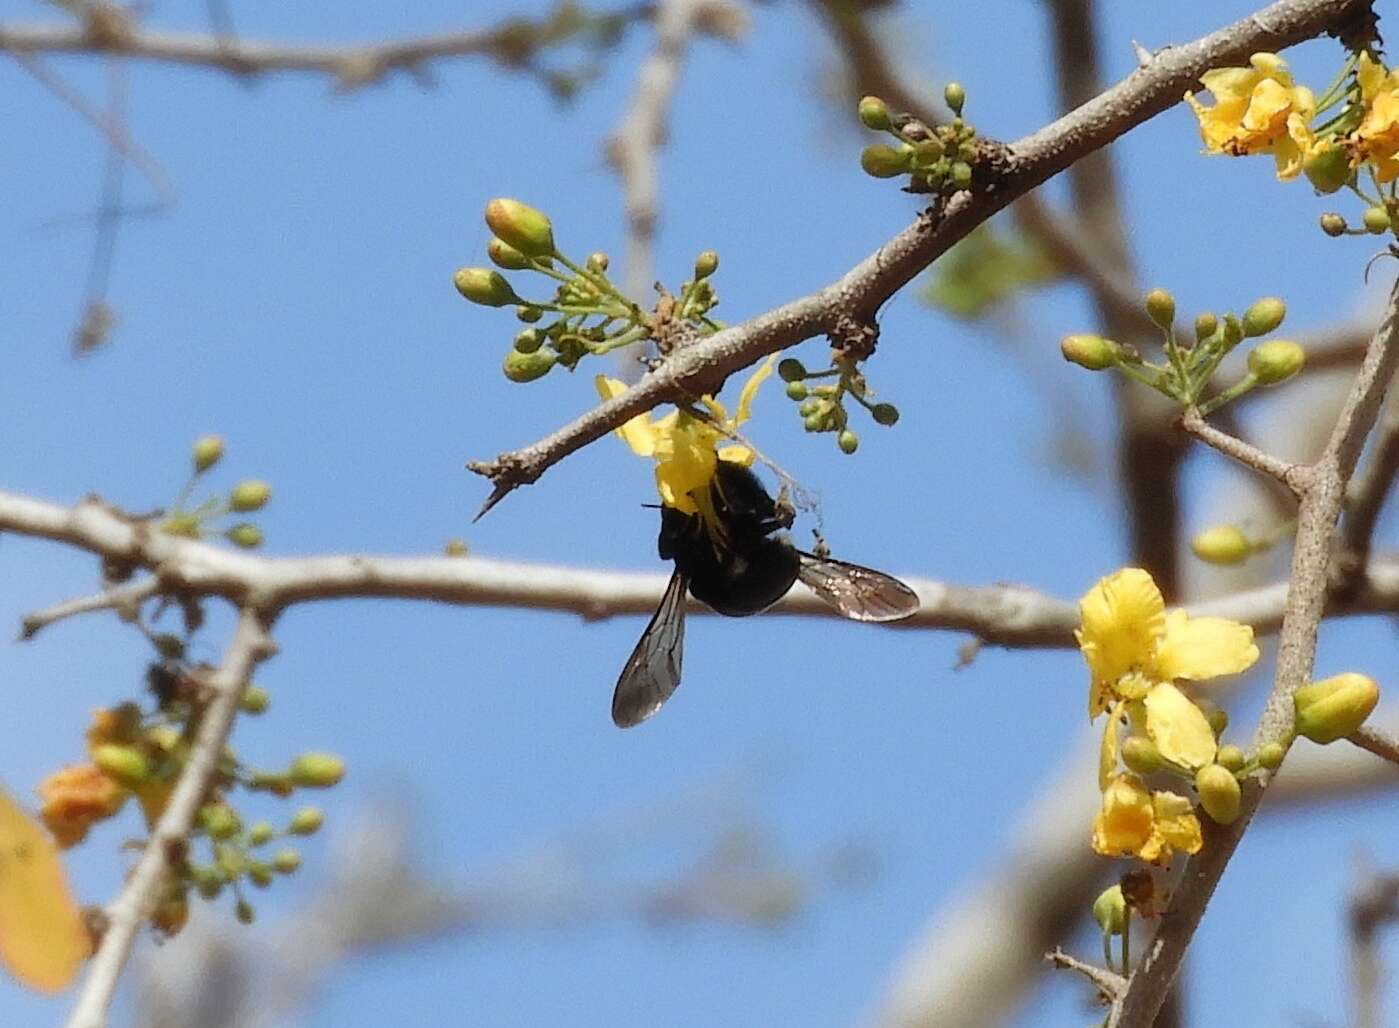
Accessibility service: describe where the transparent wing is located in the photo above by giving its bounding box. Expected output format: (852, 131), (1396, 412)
(612, 569), (688, 727)
(796, 551), (920, 623)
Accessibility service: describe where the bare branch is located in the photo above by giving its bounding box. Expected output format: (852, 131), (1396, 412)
(1180, 408), (1309, 491)
(64, 608), (276, 1028)
(468, 0), (1369, 514)
(1047, 947), (1127, 1003)
(607, 0), (745, 297)
(20, 576), (159, 639)
(1348, 724), (1399, 767)
(1117, 274), (1399, 1026)
(1351, 871), (1399, 1028)
(0, 4), (655, 88)
(1338, 387), (1399, 584)
(4, 489), (1398, 647)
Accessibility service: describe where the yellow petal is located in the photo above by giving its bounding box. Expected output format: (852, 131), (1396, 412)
(595, 375), (659, 457)
(1144, 682), (1217, 770)
(1152, 790), (1204, 855)
(1154, 609), (1259, 681)
(1099, 701), (1125, 791)
(717, 444), (755, 465)
(1248, 52), (1291, 84)
(654, 415), (718, 511)
(1091, 774), (1154, 857)
(1078, 568), (1166, 689)
(1358, 51), (1386, 101)
(733, 354), (777, 427)
(0, 787), (88, 992)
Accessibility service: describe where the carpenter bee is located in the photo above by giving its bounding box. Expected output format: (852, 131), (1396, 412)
(612, 461), (920, 727)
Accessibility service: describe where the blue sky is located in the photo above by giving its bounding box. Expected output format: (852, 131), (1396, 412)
(2, 1), (1397, 1024)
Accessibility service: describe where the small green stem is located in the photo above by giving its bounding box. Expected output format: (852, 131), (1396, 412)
(1196, 373), (1259, 417)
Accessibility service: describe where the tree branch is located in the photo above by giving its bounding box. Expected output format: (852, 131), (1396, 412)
(1116, 272), (1399, 1026)
(1180, 408), (1309, 491)
(1347, 724), (1399, 767)
(468, 0), (1370, 516)
(63, 607), (276, 1028)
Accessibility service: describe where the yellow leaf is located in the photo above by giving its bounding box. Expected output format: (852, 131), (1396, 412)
(0, 786), (88, 992)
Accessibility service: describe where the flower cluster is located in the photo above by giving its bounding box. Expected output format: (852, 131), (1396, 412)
(1078, 569), (1259, 864)
(775, 354), (898, 455)
(1061, 288), (1305, 416)
(1186, 49), (1399, 237)
(160, 435), (270, 549)
(856, 84), (979, 197)
(36, 651), (343, 938)
(454, 198), (723, 383)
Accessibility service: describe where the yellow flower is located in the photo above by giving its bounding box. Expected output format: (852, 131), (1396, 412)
(36, 764), (127, 849)
(1185, 52), (1317, 179)
(1354, 52), (1399, 183)
(595, 356), (776, 514)
(1092, 773), (1203, 865)
(1078, 568), (1258, 716)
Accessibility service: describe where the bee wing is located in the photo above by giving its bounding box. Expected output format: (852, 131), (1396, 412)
(796, 551), (920, 623)
(612, 569), (688, 727)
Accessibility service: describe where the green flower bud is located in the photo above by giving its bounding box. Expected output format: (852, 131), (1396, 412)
(453, 267), (522, 307)
(1194, 312), (1218, 343)
(797, 398), (820, 417)
(229, 479), (272, 512)
(1247, 340), (1305, 386)
(1190, 524), (1253, 566)
(1222, 314), (1244, 348)
(1241, 296), (1286, 338)
(190, 865), (225, 900)
(513, 328), (543, 354)
(91, 743), (151, 787)
(1257, 741), (1286, 770)
(1364, 206), (1391, 234)
(241, 684), (271, 714)
(247, 863), (274, 888)
(1294, 672), (1381, 744)
(1303, 144), (1352, 194)
(950, 161), (972, 188)
(857, 95), (891, 131)
(912, 139), (945, 166)
(694, 250), (719, 279)
(235, 899), (255, 925)
(192, 435), (225, 474)
(272, 848), (302, 874)
(1093, 885), (1127, 936)
(226, 524), (264, 549)
(871, 403), (900, 426)
(248, 821), (275, 846)
(1206, 707), (1229, 738)
(785, 381), (808, 401)
(1060, 333), (1119, 370)
(1320, 212), (1348, 237)
(484, 198), (555, 258)
(487, 237), (530, 270)
(288, 807), (324, 836)
(943, 81), (966, 116)
(516, 304), (544, 324)
(289, 752), (346, 788)
(1216, 744), (1246, 772)
(803, 413), (825, 432)
(1121, 736), (1166, 775)
(1195, 763), (1241, 825)
(1144, 288), (1175, 329)
(586, 251), (609, 273)
(838, 430), (860, 454)
(778, 358), (807, 382)
(860, 144), (912, 178)
(503, 347), (557, 383)
(199, 803), (241, 840)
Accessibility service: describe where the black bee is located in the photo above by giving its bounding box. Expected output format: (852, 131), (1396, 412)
(612, 461), (920, 727)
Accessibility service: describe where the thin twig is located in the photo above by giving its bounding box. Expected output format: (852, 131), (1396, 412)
(1047, 947), (1127, 1003)
(1350, 871), (1399, 1028)
(1347, 724), (1399, 767)
(1337, 387), (1399, 584)
(468, 0), (1369, 516)
(1117, 275), (1399, 1026)
(63, 607), (276, 1028)
(1180, 409), (1309, 491)
(20, 577), (159, 639)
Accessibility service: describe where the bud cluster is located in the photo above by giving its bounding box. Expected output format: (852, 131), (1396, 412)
(776, 354), (899, 454)
(856, 85), (979, 196)
(455, 198), (725, 383)
(37, 634), (345, 938)
(1061, 290), (1305, 415)
(159, 435), (271, 549)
